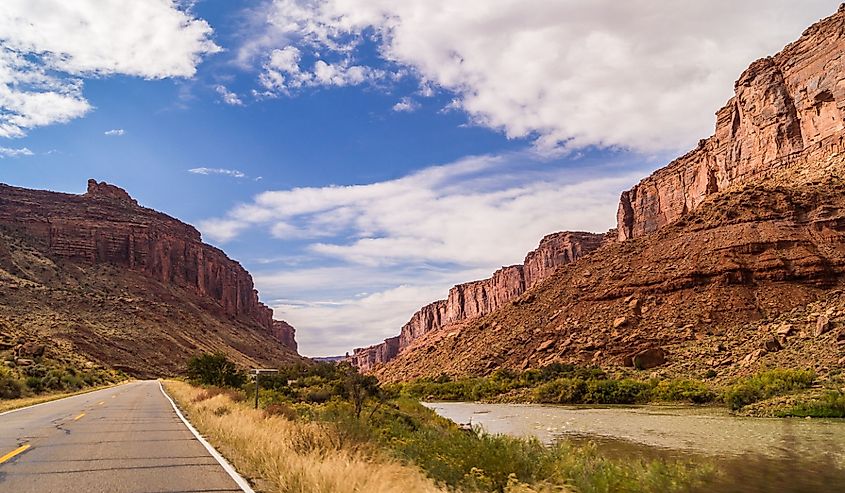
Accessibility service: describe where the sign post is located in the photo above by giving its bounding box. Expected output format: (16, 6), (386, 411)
(250, 368), (279, 409)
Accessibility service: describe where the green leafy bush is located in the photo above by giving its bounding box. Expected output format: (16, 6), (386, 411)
(533, 377), (587, 404)
(0, 375), (24, 399)
(723, 369), (815, 410)
(186, 352), (247, 388)
(584, 379), (652, 404)
(779, 391), (845, 418)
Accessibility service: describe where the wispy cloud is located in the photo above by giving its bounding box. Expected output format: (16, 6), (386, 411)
(0, 146), (33, 158)
(215, 85), (244, 106)
(201, 150), (660, 355)
(188, 167), (247, 178)
(392, 97), (419, 113)
(104, 129), (125, 136)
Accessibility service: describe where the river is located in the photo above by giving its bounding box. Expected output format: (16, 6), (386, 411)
(424, 402), (845, 492)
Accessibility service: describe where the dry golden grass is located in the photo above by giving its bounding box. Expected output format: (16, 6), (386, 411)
(163, 380), (451, 493)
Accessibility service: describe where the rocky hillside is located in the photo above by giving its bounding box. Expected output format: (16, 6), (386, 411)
(0, 180), (300, 377)
(373, 5), (845, 381)
(349, 232), (607, 371)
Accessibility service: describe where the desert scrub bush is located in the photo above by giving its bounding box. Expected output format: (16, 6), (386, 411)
(723, 369), (815, 410)
(583, 379), (652, 404)
(651, 379), (717, 404)
(533, 378), (587, 404)
(0, 374), (24, 399)
(778, 391), (845, 418)
(186, 352), (246, 388)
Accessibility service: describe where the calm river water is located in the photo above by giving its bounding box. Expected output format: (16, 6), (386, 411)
(424, 402), (845, 492)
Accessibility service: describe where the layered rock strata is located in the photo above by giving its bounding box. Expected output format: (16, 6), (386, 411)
(617, 5), (845, 241)
(374, 5), (845, 382)
(349, 232), (605, 371)
(0, 179), (297, 350)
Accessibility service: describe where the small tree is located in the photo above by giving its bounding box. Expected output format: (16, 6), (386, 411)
(334, 363), (380, 419)
(187, 353), (246, 388)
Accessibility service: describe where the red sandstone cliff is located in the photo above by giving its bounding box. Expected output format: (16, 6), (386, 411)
(374, 5), (845, 382)
(349, 232), (605, 371)
(617, 5), (845, 241)
(0, 179), (299, 360)
(271, 320), (298, 352)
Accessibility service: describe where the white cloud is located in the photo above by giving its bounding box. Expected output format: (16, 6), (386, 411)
(392, 97), (419, 113)
(202, 151), (656, 355)
(0, 146), (33, 158)
(189, 167), (247, 178)
(215, 85), (244, 106)
(244, 0), (839, 153)
(258, 45), (385, 94)
(104, 128), (125, 136)
(0, 0), (220, 137)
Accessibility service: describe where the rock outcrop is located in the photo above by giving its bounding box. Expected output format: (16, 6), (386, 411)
(271, 320), (298, 352)
(373, 6), (845, 382)
(617, 5), (845, 241)
(349, 232), (605, 371)
(0, 180), (281, 332)
(0, 180), (300, 375)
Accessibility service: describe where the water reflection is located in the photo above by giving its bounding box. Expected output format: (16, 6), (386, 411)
(425, 402), (845, 492)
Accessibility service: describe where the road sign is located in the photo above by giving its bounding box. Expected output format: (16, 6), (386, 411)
(250, 368), (279, 409)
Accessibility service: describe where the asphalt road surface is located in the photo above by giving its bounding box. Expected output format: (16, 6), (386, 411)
(0, 380), (246, 493)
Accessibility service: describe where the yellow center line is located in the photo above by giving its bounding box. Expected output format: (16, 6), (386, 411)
(73, 412), (85, 421)
(0, 444), (30, 464)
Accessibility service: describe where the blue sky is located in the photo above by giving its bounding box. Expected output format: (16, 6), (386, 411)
(0, 0), (839, 355)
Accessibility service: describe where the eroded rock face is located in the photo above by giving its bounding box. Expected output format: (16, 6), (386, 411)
(617, 7), (845, 241)
(0, 180), (296, 351)
(271, 320), (298, 352)
(349, 231), (606, 371)
(349, 336), (399, 372)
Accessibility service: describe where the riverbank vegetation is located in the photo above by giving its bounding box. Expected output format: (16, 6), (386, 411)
(170, 355), (713, 493)
(391, 364), (823, 413)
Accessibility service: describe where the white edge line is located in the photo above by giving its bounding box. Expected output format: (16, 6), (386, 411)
(158, 381), (256, 493)
(0, 382), (129, 417)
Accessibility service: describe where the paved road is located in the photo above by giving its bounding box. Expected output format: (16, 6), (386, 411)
(0, 380), (245, 493)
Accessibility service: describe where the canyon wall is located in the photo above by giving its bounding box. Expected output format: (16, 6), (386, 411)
(271, 320), (298, 352)
(617, 5), (845, 241)
(349, 232), (606, 371)
(0, 179), (297, 349)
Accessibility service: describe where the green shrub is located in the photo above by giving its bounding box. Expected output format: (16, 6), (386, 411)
(584, 379), (652, 404)
(723, 369), (815, 410)
(778, 391), (845, 418)
(0, 375), (24, 399)
(186, 352), (247, 388)
(534, 378), (587, 404)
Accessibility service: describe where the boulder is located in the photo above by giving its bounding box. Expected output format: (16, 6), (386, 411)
(631, 348), (667, 370)
(537, 339), (555, 352)
(776, 324), (795, 337)
(815, 315), (832, 337)
(612, 317), (629, 329)
(16, 342), (45, 358)
(762, 337), (782, 352)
